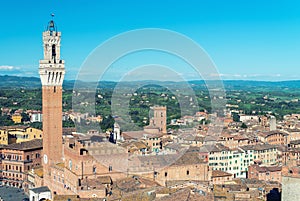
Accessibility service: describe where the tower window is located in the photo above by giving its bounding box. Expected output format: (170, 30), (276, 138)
(69, 160), (72, 170)
(56, 72), (59, 83)
(54, 86), (56, 93)
(52, 72), (55, 82)
(59, 72), (62, 83)
(52, 44), (56, 61)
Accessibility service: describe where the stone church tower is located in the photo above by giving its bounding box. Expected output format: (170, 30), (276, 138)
(39, 18), (65, 181)
(151, 106), (167, 133)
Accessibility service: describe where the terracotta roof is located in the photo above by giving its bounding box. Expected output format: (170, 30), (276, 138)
(3, 139), (42, 151)
(97, 176), (112, 184)
(122, 131), (163, 140)
(133, 141), (148, 149)
(122, 131), (146, 140)
(204, 135), (218, 142)
(155, 188), (213, 201)
(62, 127), (76, 135)
(172, 152), (206, 166)
(122, 141), (148, 153)
(164, 143), (186, 151)
(184, 135), (205, 142)
(287, 147), (300, 153)
(0, 125), (29, 131)
(251, 164), (282, 173)
(217, 184), (246, 192)
(115, 176), (159, 192)
(134, 154), (180, 170)
(290, 140), (300, 145)
(212, 170), (233, 178)
(258, 130), (289, 138)
(240, 144), (277, 151)
(221, 133), (234, 138)
(144, 125), (160, 129)
(81, 177), (106, 190)
(233, 135), (249, 140)
(33, 166), (43, 178)
(207, 144), (231, 153)
(286, 128), (300, 132)
(161, 137), (173, 143)
(53, 195), (80, 201)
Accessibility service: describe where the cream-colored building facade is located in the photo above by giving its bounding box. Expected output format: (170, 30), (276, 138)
(0, 126), (42, 145)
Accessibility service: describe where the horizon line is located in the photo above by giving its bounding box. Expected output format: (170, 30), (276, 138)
(1, 74), (300, 83)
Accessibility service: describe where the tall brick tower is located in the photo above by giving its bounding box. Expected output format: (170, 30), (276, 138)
(151, 106), (167, 133)
(39, 17), (65, 180)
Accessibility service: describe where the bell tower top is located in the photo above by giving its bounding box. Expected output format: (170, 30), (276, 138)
(39, 14), (65, 86)
(46, 13), (57, 32)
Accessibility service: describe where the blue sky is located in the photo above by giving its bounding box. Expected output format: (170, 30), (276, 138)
(0, 0), (300, 81)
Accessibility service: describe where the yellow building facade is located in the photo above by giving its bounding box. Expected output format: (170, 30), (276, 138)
(12, 114), (22, 124)
(0, 126), (43, 145)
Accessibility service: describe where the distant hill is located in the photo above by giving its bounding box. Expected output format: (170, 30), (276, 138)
(222, 80), (300, 90)
(0, 75), (74, 89)
(0, 75), (41, 88)
(1, 75), (300, 90)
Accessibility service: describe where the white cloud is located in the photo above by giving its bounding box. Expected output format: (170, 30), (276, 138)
(0, 65), (13, 70)
(0, 65), (21, 70)
(0, 65), (40, 78)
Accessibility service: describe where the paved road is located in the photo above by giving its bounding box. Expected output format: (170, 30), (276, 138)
(0, 186), (28, 201)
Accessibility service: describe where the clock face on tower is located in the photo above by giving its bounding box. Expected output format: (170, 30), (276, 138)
(43, 154), (48, 164)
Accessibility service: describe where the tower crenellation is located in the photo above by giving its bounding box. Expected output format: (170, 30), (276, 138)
(39, 19), (65, 86)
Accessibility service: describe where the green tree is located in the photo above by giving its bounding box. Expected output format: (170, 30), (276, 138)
(21, 112), (30, 122)
(232, 112), (240, 122)
(30, 122), (43, 130)
(0, 115), (14, 126)
(100, 115), (115, 131)
(63, 118), (75, 127)
(241, 123), (248, 129)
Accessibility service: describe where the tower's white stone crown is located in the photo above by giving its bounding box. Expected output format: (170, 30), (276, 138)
(39, 20), (65, 86)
